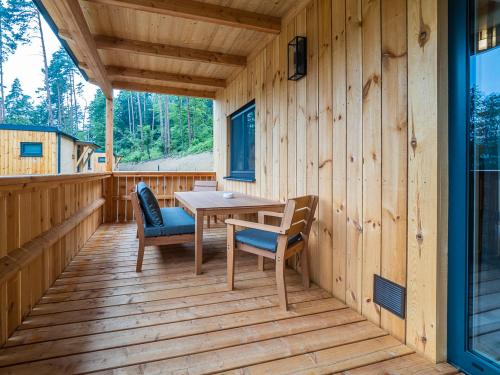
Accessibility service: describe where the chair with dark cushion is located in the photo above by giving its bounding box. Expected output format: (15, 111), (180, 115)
(132, 183), (195, 272)
(226, 195), (318, 310)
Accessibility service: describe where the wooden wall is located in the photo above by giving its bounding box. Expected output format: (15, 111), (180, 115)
(0, 174), (107, 344)
(214, 0), (448, 362)
(0, 130), (58, 175)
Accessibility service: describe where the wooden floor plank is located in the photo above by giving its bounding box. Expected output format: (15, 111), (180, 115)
(336, 353), (459, 374)
(7, 289), (331, 346)
(0, 301), (351, 366)
(0, 223), (456, 375)
(220, 336), (414, 374)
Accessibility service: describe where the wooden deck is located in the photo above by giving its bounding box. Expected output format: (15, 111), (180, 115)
(0, 224), (459, 374)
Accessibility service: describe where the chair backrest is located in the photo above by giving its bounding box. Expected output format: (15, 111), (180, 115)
(193, 180), (217, 192)
(280, 195), (318, 239)
(131, 192), (145, 229)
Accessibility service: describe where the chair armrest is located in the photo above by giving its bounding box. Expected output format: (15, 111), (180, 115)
(225, 218), (284, 234)
(258, 211), (284, 218)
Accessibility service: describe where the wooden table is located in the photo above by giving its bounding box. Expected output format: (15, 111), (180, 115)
(174, 191), (284, 275)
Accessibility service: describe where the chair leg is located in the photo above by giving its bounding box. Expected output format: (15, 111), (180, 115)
(227, 225), (235, 290)
(258, 255), (264, 271)
(207, 216), (211, 229)
(136, 239), (145, 272)
(276, 256), (288, 311)
(213, 215), (218, 224)
(300, 249), (310, 289)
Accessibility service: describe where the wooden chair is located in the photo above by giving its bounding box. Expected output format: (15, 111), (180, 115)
(131, 192), (195, 272)
(193, 180), (218, 228)
(226, 195), (318, 310)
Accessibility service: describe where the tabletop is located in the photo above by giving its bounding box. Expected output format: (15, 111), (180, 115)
(174, 191), (283, 213)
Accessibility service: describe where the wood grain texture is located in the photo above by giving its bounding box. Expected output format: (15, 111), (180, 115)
(86, 0), (282, 34)
(0, 224), (457, 374)
(406, 0), (447, 362)
(0, 174), (106, 344)
(361, 0), (382, 326)
(209, 0), (447, 363)
(381, 0), (407, 342)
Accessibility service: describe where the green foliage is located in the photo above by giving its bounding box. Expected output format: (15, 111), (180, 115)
(0, 0), (214, 162)
(86, 90), (213, 162)
(5, 78), (33, 124)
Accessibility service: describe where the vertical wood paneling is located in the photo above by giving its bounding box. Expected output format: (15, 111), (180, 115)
(0, 131), (58, 175)
(345, 0), (363, 312)
(286, 19), (297, 200)
(318, 0), (333, 292)
(0, 175), (106, 345)
(305, 0), (319, 283)
(331, 0), (347, 302)
(381, 0), (408, 342)
(407, 0), (444, 362)
(295, 10), (307, 198)
(361, 0), (382, 325)
(212, 0), (447, 362)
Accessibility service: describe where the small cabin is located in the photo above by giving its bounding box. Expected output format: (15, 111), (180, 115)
(92, 148), (119, 172)
(0, 124), (101, 175)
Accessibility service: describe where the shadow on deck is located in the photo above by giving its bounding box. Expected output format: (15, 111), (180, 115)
(0, 224), (459, 374)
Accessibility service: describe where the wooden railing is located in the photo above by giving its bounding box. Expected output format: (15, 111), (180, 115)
(0, 173), (109, 344)
(109, 171), (216, 222)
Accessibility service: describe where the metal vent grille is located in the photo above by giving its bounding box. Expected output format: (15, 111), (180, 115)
(373, 274), (406, 319)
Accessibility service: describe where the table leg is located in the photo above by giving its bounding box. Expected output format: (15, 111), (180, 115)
(195, 212), (204, 275)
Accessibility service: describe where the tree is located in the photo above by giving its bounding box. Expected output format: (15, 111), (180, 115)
(0, 0), (31, 122)
(47, 46), (84, 133)
(6, 0), (54, 125)
(5, 78), (33, 124)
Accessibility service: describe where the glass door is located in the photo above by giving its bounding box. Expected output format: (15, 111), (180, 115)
(449, 0), (500, 374)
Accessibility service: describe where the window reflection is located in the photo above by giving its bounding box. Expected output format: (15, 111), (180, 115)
(468, 0), (500, 364)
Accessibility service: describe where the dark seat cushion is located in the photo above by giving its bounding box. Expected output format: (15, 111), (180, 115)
(136, 182), (163, 227)
(235, 228), (301, 253)
(144, 207), (195, 238)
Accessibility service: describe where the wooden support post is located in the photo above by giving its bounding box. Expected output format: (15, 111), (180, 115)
(105, 96), (114, 223)
(105, 97), (114, 173)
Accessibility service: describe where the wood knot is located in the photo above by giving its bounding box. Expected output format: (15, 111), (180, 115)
(410, 137), (417, 151)
(420, 336), (427, 344)
(418, 28), (430, 47)
(416, 232), (424, 243)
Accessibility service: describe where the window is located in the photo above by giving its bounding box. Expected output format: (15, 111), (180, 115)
(98, 156), (106, 163)
(227, 101), (255, 181)
(20, 142), (43, 157)
(87, 158), (92, 170)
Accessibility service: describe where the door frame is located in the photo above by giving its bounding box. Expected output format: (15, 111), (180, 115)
(448, 0), (500, 373)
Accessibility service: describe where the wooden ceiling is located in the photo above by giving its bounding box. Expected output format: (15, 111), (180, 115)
(38, 0), (309, 99)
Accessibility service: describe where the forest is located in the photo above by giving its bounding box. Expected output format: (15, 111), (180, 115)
(0, 0), (214, 162)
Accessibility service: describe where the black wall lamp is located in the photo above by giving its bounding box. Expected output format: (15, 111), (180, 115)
(288, 36), (307, 81)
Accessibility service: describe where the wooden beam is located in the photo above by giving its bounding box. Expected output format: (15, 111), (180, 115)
(95, 35), (246, 67)
(112, 81), (216, 99)
(86, 0), (281, 34)
(60, 0), (113, 99)
(105, 97), (113, 172)
(106, 66), (226, 88)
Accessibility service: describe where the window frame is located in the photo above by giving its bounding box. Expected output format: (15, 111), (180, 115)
(20, 142), (43, 157)
(225, 100), (256, 182)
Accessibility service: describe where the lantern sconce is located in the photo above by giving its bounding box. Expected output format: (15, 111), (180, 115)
(288, 36), (307, 81)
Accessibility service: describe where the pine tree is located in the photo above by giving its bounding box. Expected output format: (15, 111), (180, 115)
(5, 78), (34, 124)
(0, 0), (30, 122)
(7, 0), (54, 125)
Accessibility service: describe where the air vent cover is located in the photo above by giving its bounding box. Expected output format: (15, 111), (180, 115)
(373, 274), (406, 319)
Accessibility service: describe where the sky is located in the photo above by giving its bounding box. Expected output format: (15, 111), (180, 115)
(474, 46), (500, 95)
(4, 14), (97, 108)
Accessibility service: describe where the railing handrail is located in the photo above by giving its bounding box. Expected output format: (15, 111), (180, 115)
(0, 171), (216, 187)
(0, 172), (111, 187)
(112, 171), (216, 176)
